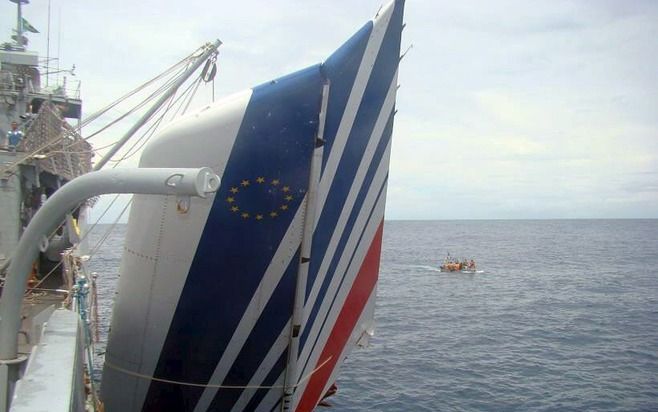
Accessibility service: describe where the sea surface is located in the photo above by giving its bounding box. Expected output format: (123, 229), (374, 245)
(87, 220), (658, 411)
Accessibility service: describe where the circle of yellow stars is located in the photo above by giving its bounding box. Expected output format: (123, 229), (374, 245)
(225, 176), (295, 221)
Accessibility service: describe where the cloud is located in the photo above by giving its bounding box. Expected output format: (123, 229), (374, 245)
(3, 0), (657, 220)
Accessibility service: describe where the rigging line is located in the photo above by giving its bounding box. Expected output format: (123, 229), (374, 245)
(0, 102), (98, 177)
(83, 63), (190, 141)
(57, 55), (192, 153)
(44, 137), (125, 155)
(26, 191), (125, 290)
(108, 72), (203, 164)
(159, 72), (206, 126)
(46, 192), (124, 276)
(108, 116), (163, 164)
(108, 75), (187, 163)
(85, 56), (196, 141)
(87, 197), (133, 259)
(1, 59), (209, 274)
(102, 356), (334, 389)
(0, 50), (201, 176)
(27, 196), (133, 288)
(44, 146), (106, 155)
(90, 139), (123, 153)
(77, 46), (203, 129)
(0, 120), (87, 177)
(180, 77), (203, 116)
(2, 76), (209, 275)
(171, 73), (204, 118)
(82, 63), (191, 142)
(107, 93), (177, 165)
(80, 62), (182, 128)
(81, 193), (125, 243)
(158, 71), (204, 127)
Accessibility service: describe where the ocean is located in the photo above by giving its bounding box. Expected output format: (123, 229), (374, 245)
(87, 220), (658, 411)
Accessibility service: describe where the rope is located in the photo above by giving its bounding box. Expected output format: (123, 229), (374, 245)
(105, 92), (177, 165)
(26, 193), (131, 290)
(87, 198), (133, 258)
(80, 48), (201, 130)
(0, 44), (218, 278)
(180, 77), (203, 116)
(0, 46), (202, 177)
(3, 67), (196, 278)
(103, 356), (333, 390)
(83, 63), (189, 143)
(82, 68), (186, 145)
(105, 64), (205, 164)
(0, 113), (85, 178)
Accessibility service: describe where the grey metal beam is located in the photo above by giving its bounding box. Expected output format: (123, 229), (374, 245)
(0, 167), (220, 361)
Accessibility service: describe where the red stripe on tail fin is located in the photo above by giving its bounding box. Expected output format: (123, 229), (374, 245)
(296, 221), (384, 412)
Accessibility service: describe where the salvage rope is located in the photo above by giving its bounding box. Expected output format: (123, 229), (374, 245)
(103, 355), (332, 389)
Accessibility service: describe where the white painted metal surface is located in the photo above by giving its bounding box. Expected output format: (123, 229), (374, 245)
(101, 90), (252, 411)
(10, 309), (85, 412)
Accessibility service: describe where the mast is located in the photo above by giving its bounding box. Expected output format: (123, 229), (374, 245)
(16, 0), (23, 48)
(46, 0), (50, 87)
(11, 0), (28, 50)
(93, 39), (222, 171)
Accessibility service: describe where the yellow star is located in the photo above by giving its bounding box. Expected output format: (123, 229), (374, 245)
(231, 206), (239, 212)
(256, 177), (265, 184)
(282, 186), (290, 192)
(226, 196), (235, 203)
(270, 211), (278, 218)
(285, 195), (293, 201)
(241, 212), (250, 219)
(255, 214), (264, 220)
(280, 204), (289, 211)
(230, 187), (239, 194)
(241, 179), (250, 187)
(271, 179), (280, 186)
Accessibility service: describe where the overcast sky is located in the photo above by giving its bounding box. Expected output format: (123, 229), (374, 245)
(2, 0), (657, 220)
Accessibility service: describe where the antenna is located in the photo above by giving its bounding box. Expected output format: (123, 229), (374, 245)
(56, 6), (61, 86)
(46, 0), (51, 87)
(11, 0), (28, 49)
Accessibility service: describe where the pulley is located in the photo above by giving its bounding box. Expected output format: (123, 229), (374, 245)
(201, 55), (218, 83)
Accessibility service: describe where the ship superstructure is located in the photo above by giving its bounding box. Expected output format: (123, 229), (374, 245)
(0, 2), (97, 411)
(1, 0), (90, 272)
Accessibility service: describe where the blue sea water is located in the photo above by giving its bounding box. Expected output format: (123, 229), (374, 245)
(88, 220), (658, 411)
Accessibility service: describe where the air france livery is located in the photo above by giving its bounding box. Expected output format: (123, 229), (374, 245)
(101, 1), (405, 410)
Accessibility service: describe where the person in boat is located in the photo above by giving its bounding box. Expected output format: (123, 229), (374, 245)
(468, 259), (476, 270)
(6, 121), (23, 153)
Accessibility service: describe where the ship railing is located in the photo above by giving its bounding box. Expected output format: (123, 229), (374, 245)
(20, 101), (92, 180)
(0, 69), (39, 95)
(0, 70), (16, 92)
